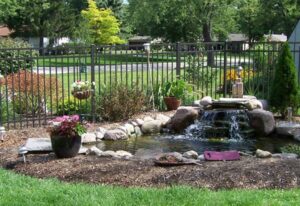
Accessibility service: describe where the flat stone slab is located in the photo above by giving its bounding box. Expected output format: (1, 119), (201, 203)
(25, 138), (52, 152)
(23, 138), (88, 154)
(276, 121), (300, 142)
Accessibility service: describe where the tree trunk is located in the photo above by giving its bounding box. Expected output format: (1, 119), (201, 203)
(202, 22), (214, 67)
(39, 34), (44, 55)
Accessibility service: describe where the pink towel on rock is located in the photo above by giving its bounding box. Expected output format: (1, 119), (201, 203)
(204, 150), (240, 161)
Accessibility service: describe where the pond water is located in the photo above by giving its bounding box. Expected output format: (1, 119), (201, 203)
(95, 134), (300, 158)
(95, 109), (300, 158)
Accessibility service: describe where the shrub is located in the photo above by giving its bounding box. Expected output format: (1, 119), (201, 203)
(3, 70), (58, 116)
(97, 84), (145, 121)
(270, 42), (299, 117)
(0, 101), (18, 123)
(57, 97), (91, 115)
(0, 38), (38, 74)
(281, 144), (300, 156)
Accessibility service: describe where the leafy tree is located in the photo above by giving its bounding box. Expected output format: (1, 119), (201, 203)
(81, 0), (124, 45)
(236, 0), (300, 41)
(259, 0), (300, 37)
(2, 0), (77, 50)
(128, 0), (236, 42)
(96, 0), (123, 18)
(236, 0), (264, 42)
(270, 42), (299, 117)
(127, 0), (236, 66)
(0, 0), (19, 24)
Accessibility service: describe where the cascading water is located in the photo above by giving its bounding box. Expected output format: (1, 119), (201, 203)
(185, 109), (254, 140)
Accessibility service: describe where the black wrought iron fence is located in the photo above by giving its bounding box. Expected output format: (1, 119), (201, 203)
(0, 41), (299, 129)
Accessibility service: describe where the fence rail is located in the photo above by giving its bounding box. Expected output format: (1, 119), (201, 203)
(0, 41), (299, 129)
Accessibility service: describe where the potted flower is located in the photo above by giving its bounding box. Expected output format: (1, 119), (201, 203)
(48, 115), (87, 158)
(71, 80), (95, 100)
(163, 80), (192, 110)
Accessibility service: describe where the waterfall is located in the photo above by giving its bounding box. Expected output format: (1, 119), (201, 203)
(185, 109), (254, 140)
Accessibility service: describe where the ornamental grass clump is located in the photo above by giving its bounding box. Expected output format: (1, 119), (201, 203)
(49, 115), (87, 137)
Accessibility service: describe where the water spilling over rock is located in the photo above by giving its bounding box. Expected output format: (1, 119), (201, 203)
(185, 109), (255, 140)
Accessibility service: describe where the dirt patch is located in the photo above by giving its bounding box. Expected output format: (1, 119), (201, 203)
(1, 111), (300, 189)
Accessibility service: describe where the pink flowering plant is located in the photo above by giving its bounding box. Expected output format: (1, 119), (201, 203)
(48, 115), (87, 137)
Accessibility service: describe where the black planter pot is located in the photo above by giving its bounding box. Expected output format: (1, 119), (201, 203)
(50, 134), (81, 158)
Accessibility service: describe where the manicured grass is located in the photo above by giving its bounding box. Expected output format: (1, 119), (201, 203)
(0, 169), (300, 206)
(37, 53), (176, 67)
(53, 68), (223, 99)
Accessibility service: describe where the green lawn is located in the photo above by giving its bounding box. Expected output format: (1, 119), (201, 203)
(0, 169), (299, 206)
(37, 53), (177, 67)
(53, 68), (224, 99)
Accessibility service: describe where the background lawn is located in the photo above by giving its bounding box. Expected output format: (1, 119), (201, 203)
(0, 169), (299, 206)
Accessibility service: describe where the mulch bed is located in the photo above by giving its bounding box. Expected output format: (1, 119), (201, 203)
(1, 111), (300, 189)
(1, 153), (300, 189)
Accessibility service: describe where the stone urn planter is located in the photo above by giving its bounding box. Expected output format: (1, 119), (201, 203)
(164, 96), (181, 111)
(50, 134), (81, 158)
(72, 90), (92, 100)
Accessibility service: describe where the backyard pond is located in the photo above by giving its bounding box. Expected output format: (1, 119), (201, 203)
(95, 134), (300, 157)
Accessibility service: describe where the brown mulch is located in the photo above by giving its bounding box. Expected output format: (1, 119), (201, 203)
(1, 111), (300, 189)
(2, 154), (300, 189)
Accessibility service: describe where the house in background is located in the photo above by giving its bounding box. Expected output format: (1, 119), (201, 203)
(128, 36), (151, 50)
(264, 34), (287, 42)
(22, 37), (70, 48)
(289, 20), (300, 80)
(226, 33), (249, 52)
(0, 25), (70, 48)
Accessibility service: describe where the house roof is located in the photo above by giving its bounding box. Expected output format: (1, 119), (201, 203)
(0, 26), (13, 37)
(128, 36), (151, 43)
(227, 34), (248, 42)
(264, 34), (287, 42)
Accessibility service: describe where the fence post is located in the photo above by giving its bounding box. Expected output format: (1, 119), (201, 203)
(223, 41), (227, 97)
(176, 42), (181, 79)
(91, 44), (96, 123)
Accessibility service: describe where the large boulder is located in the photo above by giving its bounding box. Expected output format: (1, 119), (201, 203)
(165, 107), (199, 133)
(247, 109), (275, 136)
(155, 114), (170, 126)
(81, 132), (97, 143)
(141, 120), (162, 134)
(245, 99), (263, 110)
(103, 129), (128, 141)
(200, 96), (213, 106)
(276, 121), (300, 141)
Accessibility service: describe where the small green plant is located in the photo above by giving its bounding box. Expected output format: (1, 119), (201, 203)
(56, 97), (91, 115)
(96, 84), (145, 121)
(281, 144), (300, 156)
(270, 42), (300, 117)
(163, 79), (192, 99)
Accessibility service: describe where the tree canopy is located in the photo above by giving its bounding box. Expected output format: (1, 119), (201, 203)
(237, 0), (300, 41)
(127, 0), (237, 42)
(81, 0), (124, 45)
(1, 0), (77, 48)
